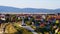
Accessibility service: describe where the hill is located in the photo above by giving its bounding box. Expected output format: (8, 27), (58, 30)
(0, 6), (60, 14)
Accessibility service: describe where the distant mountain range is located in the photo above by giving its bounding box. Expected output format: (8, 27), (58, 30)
(0, 6), (60, 14)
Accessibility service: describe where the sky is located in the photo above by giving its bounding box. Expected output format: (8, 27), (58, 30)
(0, 0), (60, 9)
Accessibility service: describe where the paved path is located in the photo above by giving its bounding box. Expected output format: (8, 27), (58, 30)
(19, 25), (38, 34)
(20, 17), (38, 34)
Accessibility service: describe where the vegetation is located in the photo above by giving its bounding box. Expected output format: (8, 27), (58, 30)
(0, 22), (33, 34)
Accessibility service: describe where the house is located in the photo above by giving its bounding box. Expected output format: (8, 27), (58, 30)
(0, 14), (6, 21)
